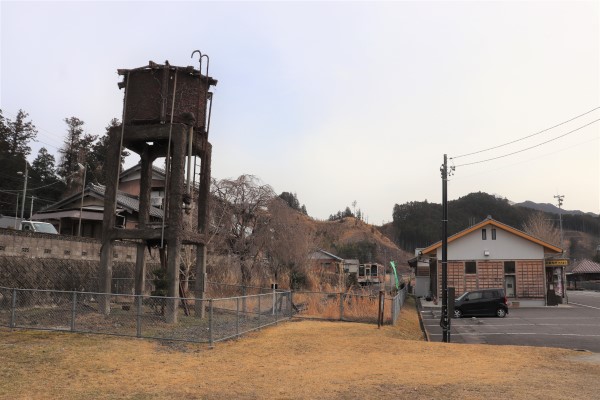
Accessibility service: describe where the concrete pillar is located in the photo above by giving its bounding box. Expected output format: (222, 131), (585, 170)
(134, 145), (153, 296)
(165, 130), (187, 323)
(99, 128), (120, 314)
(195, 145), (211, 318)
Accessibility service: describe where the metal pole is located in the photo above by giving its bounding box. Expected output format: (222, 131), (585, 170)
(20, 163), (28, 220)
(136, 295), (142, 338)
(71, 291), (77, 331)
(236, 296), (240, 337)
(209, 299), (213, 347)
(29, 196), (35, 220)
(14, 193), (19, 228)
(78, 165), (86, 236)
(440, 154), (451, 342)
(10, 289), (17, 328)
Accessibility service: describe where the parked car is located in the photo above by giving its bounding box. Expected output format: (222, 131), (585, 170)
(19, 221), (58, 234)
(453, 288), (508, 318)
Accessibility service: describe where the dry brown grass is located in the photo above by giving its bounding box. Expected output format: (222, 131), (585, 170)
(1, 297), (599, 399)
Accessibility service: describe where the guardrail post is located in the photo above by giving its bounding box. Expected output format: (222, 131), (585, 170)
(136, 295), (142, 338)
(10, 289), (17, 328)
(339, 292), (344, 321)
(209, 299), (214, 347)
(71, 291), (77, 331)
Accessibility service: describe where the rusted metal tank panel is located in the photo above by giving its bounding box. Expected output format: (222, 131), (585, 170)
(120, 62), (216, 129)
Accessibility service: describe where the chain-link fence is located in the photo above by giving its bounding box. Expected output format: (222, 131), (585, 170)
(0, 284), (409, 344)
(0, 286), (291, 345)
(291, 286), (408, 325)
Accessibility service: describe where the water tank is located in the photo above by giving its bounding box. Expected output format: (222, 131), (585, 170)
(118, 61), (217, 129)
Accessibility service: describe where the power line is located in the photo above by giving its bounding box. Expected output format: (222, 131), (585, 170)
(451, 106), (600, 160)
(449, 135), (599, 181)
(453, 118), (600, 168)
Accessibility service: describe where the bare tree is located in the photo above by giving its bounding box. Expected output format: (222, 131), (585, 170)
(253, 197), (315, 288)
(210, 175), (275, 286)
(522, 212), (560, 247)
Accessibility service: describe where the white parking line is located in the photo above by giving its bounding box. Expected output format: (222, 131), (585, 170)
(425, 323), (600, 327)
(570, 302), (600, 311)
(428, 332), (600, 337)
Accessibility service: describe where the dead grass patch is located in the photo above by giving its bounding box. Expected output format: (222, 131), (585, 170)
(1, 298), (598, 399)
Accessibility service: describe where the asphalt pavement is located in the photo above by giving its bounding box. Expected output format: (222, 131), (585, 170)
(420, 290), (600, 352)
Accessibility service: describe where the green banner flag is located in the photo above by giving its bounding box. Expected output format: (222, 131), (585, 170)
(390, 261), (399, 290)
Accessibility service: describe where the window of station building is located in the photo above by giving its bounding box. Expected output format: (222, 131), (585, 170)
(465, 261), (477, 274)
(482, 229), (487, 240)
(491, 228), (497, 240)
(504, 261), (515, 274)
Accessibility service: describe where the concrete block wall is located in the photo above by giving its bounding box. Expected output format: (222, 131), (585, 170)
(0, 228), (137, 262)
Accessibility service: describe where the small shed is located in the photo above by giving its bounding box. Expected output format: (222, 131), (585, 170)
(566, 259), (600, 290)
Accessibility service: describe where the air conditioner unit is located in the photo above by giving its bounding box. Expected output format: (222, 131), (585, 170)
(150, 197), (164, 207)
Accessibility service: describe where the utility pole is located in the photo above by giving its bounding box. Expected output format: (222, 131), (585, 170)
(554, 194), (564, 252)
(29, 196), (35, 219)
(19, 163), (28, 220)
(440, 154), (453, 343)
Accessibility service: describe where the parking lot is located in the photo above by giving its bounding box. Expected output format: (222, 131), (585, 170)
(421, 290), (600, 352)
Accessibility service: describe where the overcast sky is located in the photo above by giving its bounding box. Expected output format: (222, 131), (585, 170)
(1, 1), (599, 224)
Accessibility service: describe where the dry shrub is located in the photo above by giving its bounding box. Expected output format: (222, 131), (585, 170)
(294, 289), (392, 322)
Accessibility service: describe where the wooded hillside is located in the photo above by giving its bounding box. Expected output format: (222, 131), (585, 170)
(383, 192), (599, 260)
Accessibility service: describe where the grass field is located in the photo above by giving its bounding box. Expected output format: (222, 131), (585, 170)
(1, 297), (599, 399)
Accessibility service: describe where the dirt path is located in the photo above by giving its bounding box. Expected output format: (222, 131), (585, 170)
(1, 299), (599, 399)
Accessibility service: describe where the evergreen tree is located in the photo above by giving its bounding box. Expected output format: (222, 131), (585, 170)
(57, 117), (97, 195)
(85, 118), (128, 186)
(29, 147), (64, 208)
(4, 109), (37, 156)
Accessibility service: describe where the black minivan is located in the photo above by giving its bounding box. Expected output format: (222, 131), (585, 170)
(453, 288), (508, 318)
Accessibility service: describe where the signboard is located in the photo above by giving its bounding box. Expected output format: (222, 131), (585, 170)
(545, 259), (568, 267)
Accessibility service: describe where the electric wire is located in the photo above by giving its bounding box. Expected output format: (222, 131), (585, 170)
(453, 118), (600, 168)
(451, 106), (600, 160)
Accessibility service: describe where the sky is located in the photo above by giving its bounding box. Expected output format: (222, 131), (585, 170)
(1, 1), (599, 224)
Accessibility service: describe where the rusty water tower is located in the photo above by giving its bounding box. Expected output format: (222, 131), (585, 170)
(99, 53), (216, 322)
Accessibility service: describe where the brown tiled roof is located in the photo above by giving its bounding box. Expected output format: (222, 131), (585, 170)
(567, 259), (600, 274)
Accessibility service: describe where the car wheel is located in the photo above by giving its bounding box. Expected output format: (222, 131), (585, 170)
(453, 309), (463, 318)
(496, 308), (507, 318)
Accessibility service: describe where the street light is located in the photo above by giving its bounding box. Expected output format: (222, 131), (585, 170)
(16, 162), (28, 221)
(77, 163), (87, 236)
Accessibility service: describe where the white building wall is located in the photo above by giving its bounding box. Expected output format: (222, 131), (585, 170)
(435, 226), (544, 260)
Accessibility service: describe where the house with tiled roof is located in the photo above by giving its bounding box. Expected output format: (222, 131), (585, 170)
(410, 216), (565, 306)
(31, 183), (163, 238)
(566, 259), (600, 289)
(31, 163), (168, 238)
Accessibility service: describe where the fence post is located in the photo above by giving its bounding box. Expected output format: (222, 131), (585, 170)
(272, 285), (276, 316)
(339, 292), (344, 321)
(236, 296), (240, 337)
(209, 299), (214, 347)
(242, 286), (247, 314)
(378, 290), (385, 328)
(289, 291), (294, 319)
(10, 289), (17, 328)
(71, 291), (77, 332)
(136, 295), (142, 338)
